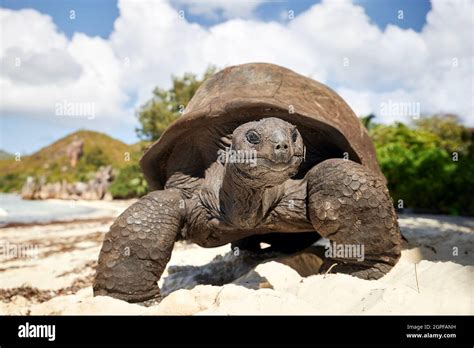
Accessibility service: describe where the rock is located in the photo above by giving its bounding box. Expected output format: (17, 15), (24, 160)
(20, 136), (114, 201)
(58, 180), (70, 199)
(103, 192), (113, 201)
(20, 176), (37, 199)
(73, 182), (88, 196)
(20, 166), (114, 201)
(66, 137), (84, 168)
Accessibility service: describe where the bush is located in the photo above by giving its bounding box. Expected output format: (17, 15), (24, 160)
(109, 164), (148, 199)
(370, 120), (474, 216)
(136, 67), (216, 141)
(0, 173), (25, 193)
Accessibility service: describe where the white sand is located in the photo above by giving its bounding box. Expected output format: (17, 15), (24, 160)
(0, 205), (472, 315)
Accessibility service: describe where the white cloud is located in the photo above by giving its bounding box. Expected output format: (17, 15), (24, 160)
(1, 47), (82, 85)
(1, 0), (473, 138)
(0, 8), (129, 127)
(0, 8), (67, 57)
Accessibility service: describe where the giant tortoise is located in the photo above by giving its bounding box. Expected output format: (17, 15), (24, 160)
(94, 63), (401, 302)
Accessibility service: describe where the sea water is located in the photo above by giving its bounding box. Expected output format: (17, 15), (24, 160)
(0, 193), (97, 226)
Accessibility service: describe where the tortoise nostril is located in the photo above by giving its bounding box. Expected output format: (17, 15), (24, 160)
(274, 142), (289, 153)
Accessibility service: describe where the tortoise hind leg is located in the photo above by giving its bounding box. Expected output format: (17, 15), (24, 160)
(306, 159), (401, 280)
(93, 190), (184, 302)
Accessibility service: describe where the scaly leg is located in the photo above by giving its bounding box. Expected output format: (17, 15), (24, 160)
(93, 190), (184, 302)
(306, 159), (401, 279)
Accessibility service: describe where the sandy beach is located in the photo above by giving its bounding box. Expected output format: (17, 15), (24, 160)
(0, 199), (472, 315)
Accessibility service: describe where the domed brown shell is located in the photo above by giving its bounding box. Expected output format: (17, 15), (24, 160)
(141, 63), (382, 190)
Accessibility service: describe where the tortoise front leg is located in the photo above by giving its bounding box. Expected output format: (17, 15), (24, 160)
(93, 190), (184, 302)
(306, 159), (401, 279)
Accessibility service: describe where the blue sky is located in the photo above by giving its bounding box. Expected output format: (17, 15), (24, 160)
(1, 0), (470, 155)
(0, 0), (119, 39)
(1, 0), (431, 39)
(180, 0), (431, 30)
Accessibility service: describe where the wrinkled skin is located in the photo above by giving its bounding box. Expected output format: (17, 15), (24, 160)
(94, 117), (401, 303)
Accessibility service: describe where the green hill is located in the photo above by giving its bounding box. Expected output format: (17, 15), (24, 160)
(0, 130), (148, 193)
(0, 150), (14, 160)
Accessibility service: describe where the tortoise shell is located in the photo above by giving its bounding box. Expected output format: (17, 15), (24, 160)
(141, 63), (382, 190)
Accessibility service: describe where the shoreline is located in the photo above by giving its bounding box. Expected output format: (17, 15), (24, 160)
(0, 216), (114, 229)
(0, 194), (135, 228)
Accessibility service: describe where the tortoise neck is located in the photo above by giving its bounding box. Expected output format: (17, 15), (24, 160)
(220, 164), (270, 229)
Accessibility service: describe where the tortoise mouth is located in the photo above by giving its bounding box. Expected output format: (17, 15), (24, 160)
(257, 155), (303, 172)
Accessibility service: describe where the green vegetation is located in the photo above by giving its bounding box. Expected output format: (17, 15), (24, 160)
(106, 141), (150, 198)
(0, 173), (23, 193)
(136, 66), (216, 141)
(368, 115), (473, 216)
(111, 68), (216, 197)
(0, 130), (146, 195)
(109, 163), (148, 199)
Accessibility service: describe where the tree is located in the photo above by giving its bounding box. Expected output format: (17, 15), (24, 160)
(136, 66), (217, 141)
(414, 114), (471, 155)
(360, 114), (377, 130)
(109, 163), (148, 199)
(369, 118), (474, 215)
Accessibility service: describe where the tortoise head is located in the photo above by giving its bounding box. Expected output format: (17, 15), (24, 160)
(227, 117), (305, 186)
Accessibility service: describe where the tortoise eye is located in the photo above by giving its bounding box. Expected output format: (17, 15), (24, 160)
(246, 130), (260, 145)
(291, 129), (298, 142)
